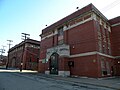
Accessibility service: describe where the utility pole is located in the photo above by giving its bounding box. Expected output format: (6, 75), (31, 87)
(7, 40), (13, 50)
(20, 33), (30, 72)
(0, 45), (6, 60)
(21, 33), (30, 40)
(0, 49), (3, 60)
(6, 40), (13, 69)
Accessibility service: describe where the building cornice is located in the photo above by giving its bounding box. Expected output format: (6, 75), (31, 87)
(9, 39), (40, 52)
(69, 51), (114, 58)
(111, 22), (120, 27)
(42, 3), (108, 35)
(41, 51), (115, 61)
(41, 15), (93, 40)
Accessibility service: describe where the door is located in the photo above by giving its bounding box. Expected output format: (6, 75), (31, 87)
(50, 53), (59, 74)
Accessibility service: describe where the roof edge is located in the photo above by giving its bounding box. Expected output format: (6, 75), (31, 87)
(41, 3), (108, 34)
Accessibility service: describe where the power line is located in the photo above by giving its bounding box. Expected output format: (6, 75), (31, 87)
(101, 0), (120, 13)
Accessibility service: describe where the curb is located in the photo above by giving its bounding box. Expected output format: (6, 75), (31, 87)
(27, 73), (120, 90)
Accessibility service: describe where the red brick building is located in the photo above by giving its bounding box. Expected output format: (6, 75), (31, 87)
(8, 39), (40, 70)
(39, 3), (120, 78)
(0, 55), (7, 68)
(109, 16), (120, 76)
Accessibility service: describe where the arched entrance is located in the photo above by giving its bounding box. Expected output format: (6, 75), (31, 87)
(49, 53), (59, 74)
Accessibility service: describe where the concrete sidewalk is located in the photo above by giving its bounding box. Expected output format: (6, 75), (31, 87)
(56, 76), (120, 90)
(21, 72), (120, 90)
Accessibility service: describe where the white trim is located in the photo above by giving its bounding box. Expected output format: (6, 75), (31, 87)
(46, 44), (70, 59)
(69, 51), (114, 58)
(92, 13), (97, 21)
(114, 56), (120, 58)
(112, 22), (120, 27)
(96, 52), (114, 58)
(41, 30), (58, 40)
(70, 51), (97, 58)
(42, 17), (93, 40)
(45, 71), (70, 76)
(44, 51), (114, 60)
(41, 33), (53, 40)
(63, 26), (67, 31)
(100, 18), (102, 25)
(104, 23), (107, 29)
(39, 59), (42, 62)
(41, 36), (47, 40)
(45, 71), (50, 74)
(54, 30), (58, 34)
(108, 26), (111, 32)
(64, 17), (92, 31)
(58, 71), (70, 76)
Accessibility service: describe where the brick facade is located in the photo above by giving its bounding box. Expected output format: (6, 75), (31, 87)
(0, 55), (7, 67)
(38, 3), (120, 78)
(109, 16), (120, 76)
(8, 39), (40, 71)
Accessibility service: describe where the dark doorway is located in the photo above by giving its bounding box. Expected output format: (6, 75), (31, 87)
(49, 53), (59, 74)
(111, 66), (115, 76)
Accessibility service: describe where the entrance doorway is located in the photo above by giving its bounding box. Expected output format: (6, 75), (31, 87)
(49, 53), (59, 74)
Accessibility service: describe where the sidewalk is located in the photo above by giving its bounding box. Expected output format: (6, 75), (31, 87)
(21, 72), (120, 90)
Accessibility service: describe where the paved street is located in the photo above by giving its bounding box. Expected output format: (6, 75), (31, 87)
(0, 69), (118, 90)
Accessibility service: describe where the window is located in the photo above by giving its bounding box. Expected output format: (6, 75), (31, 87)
(106, 61), (110, 75)
(103, 35), (106, 42)
(76, 17), (83, 23)
(101, 58), (107, 76)
(102, 44), (107, 54)
(108, 43), (111, 55)
(84, 14), (91, 20)
(58, 27), (63, 36)
(98, 32), (102, 40)
(69, 21), (75, 26)
(98, 40), (102, 52)
(96, 21), (100, 29)
(101, 26), (105, 35)
(101, 58), (105, 70)
(58, 27), (64, 45)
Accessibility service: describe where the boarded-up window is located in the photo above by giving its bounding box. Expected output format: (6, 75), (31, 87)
(106, 61), (110, 75)
(101, 58), (107, 76)
(84, 14), (91, 20)
(58, 27), (64, 45)
(76, 17), (83, 23)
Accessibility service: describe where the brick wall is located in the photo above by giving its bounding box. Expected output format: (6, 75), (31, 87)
(109, 16), (120, 56)
(66, 20), (96, 55)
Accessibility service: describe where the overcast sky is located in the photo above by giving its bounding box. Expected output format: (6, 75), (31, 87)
(0, 0), (120, 55)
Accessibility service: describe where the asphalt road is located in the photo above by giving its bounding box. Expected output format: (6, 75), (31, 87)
(0, 69), (115, 90)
